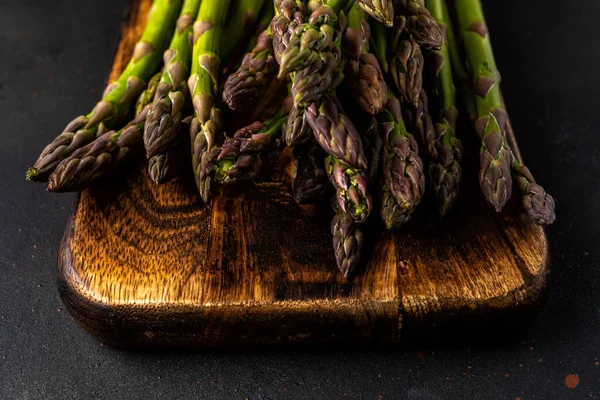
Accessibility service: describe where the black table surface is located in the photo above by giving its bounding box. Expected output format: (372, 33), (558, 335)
(1, 1), (599, 399)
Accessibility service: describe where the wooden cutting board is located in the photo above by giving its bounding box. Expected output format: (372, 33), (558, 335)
(58, 0), (549, 348)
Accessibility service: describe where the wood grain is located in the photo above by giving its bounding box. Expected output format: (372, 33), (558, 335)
(58, 0), (549, 348)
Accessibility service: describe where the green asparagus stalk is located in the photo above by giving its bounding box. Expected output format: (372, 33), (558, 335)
(440, 0), (476, 119)
(388, 16), (424, 107)
(331, 211), (364, 278)
(220, 0), (267, 62)
(27, 0), (182, 182)
(357, 0), (393, 27)
(188, 0), (232, 202)
(378, 89), (425, 226)
(292, 145), (329, 204)
(343, 4), (387, 115)
(424, 0), (463, 216)
(223, 29), (279, 112)
(47, 66), (165, 192)
(144, 0), (201, 184)
(455, 0), (513, 212)
(369, 17), (389, 73)
(395, 0), (443, 50)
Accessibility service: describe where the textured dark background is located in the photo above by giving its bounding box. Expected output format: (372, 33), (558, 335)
(1, 0), (599, 399)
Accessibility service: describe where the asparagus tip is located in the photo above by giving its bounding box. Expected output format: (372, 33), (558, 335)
(26, 167), (39, 182)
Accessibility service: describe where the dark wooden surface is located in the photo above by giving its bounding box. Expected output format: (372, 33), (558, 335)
(57, 0), (550, 348)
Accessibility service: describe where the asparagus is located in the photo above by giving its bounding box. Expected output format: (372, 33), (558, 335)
(369, 17), (389, 73)
(47, 108), (150, 193)
(388, 16), (424, 107)
(136, 70), (164, 116)
(284, 104), (313, 146)
(47, 65), (165, 192)
(280, 0), (353, 108)
(331, 212), (364, 278)
(222, 29), (279, 112)
(361, 115), (382, 185)
(447, 1), (554, 225)
(403, 88), (434, 155)
(188, 0), (232, 202)
(511, 155), (556, 225)
(357, 0), (393, 27)
(395, 0), (443, 50)
(380, 181), (406, 229)
(148, 116), (193, 184)
(326, 155), (373, 223)
(305, 94), (368, 170)
(144, 0), (201, 184)
(220, 0), (267, 63)
(378, 89), (425, 225)
(343, 4), (387, 115)
(424, 0), (463, 216)
(27, 0), (182, 182)
(277, 1), (348, 76)
(292, 145), (329, 204)
(455, 0), (513, 212)
(271, 0), (308, 64)
(213, 103), (290, 183)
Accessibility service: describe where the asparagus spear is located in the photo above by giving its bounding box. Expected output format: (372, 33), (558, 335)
(220, 0), (267, 63)
(271, 0), (308, 64)
(292, 145), (329, 204)
(47, 67), (164, 192)
(331, 212), (364, 278)
(369, 17), (389, 73)
(283, 103), (313, 146)
(357, 0), (393, 27)
(305, 94), (368, 170)
(27, 0), (182, 182)
(144, 0), (201, 184)
(222, 29), (279, 112)
(446, 2), (555, 225)
(403, 88), (434, 156)
(212, 103), (291, 183)
(343, 4), (387, 115)
(326, 155), (373, 223)
(361, 114), (382, 185)
(455, 0), (513, 212)
(136, 70), (164, 116)
(395, 0), (443, 50)
(280, 0), (354, 108)
(47, 109), (149, 193)
(388, 16), (424, 107)
(380, 181), (406, 229)
(378, 89), (425, 226)
(188, 0), (232, 202)
(148, 116), (193, 184)
(511, 155), (556, 225)
(424, 0), (463, 216)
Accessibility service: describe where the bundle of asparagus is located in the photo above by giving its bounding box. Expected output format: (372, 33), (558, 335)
(28, 0), (556, 278)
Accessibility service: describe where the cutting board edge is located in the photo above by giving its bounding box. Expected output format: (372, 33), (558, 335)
(58, 200), (550, 348)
